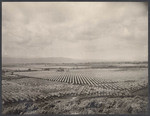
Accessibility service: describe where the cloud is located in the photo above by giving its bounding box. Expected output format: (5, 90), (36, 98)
(2, 2), (148, 61)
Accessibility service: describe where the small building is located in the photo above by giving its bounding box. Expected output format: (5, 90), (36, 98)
(57, 68), (64, 72)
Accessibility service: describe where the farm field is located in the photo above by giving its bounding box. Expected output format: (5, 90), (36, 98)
(2, 62), (148, 115)
(15, 68), (148, 81)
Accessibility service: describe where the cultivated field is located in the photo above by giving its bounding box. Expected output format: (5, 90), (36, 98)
(2, 62), (148, 114)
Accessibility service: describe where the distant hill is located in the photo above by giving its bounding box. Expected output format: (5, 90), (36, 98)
(2, 57), (84, 64)
(2, 57), (148, 64)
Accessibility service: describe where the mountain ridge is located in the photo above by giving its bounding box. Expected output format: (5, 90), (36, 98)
(2, 57), (148, 64)
(2, 57), (84, 64)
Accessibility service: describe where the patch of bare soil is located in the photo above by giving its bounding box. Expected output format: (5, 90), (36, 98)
(2, 95), (148, 115)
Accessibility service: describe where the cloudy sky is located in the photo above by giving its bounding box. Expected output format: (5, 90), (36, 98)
(2, 2), (148, 61)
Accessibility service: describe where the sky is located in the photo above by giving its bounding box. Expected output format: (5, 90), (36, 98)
(2, 2), (148, 61)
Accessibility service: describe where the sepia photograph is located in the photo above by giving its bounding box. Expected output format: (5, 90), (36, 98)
(2, 2), (148, 115)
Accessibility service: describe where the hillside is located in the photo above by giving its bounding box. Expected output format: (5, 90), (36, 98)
(2, 57), (83, 64)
